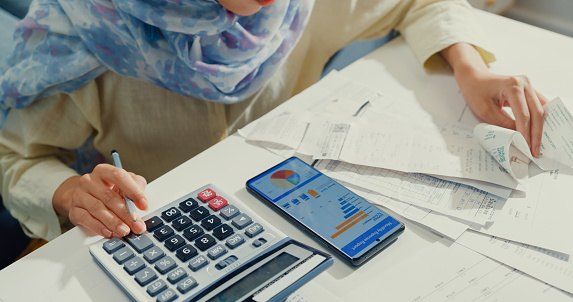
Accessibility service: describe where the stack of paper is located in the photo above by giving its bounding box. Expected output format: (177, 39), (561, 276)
(238, 71), (573, 296)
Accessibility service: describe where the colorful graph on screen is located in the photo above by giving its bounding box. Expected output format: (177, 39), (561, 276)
(270, 170), (301, 188)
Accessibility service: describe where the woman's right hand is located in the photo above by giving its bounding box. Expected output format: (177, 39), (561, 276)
(53, 164), (148, 238)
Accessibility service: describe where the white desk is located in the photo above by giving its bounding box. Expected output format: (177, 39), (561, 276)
(1, 10), (573, 301)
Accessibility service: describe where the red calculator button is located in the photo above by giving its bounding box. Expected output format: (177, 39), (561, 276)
(198, 188), (216, 202)
(209, 197), (228, 211)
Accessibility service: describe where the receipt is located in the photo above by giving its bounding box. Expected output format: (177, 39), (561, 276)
(536, 98), (573, 168)
(473, 124), (531, 184)
(474, 97), (573, 179)
(297, 117), (356, 160)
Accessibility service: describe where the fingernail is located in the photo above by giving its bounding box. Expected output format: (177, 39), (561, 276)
(134, 220), (146, 234)
(102, 228), (113, 238)
(534, 146), (540, 157)
(138, 198), (149, 210)
(117, 224), (130, 236)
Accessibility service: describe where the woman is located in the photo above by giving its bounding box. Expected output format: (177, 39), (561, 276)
(0, 0), (546, 241)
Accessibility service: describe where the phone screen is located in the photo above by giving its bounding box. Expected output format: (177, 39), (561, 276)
(247, 157), (403, 259)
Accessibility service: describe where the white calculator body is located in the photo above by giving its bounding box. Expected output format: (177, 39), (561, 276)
(89, 184), (333, 302)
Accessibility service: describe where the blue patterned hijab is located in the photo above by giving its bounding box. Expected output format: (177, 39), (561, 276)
(0, 0), (314, 126)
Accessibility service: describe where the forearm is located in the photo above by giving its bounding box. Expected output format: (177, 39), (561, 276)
(396, 0), (495, 70)
(0, 152), (79, 240)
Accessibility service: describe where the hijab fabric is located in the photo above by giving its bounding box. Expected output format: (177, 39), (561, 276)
(0, 0), (314, 126)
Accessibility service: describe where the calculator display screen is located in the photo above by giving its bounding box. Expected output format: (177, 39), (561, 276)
(206, 252), (298, 302)
(248, 157), (403, 259)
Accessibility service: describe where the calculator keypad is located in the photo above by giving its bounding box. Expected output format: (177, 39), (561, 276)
(99, 186), (269, 301)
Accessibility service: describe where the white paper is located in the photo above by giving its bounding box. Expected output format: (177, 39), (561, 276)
(238, 71), (391, 159)
(297, 117), (355, 159)
(286, 281), (343, 302)
(474, 97), (573, 178)
(338, 120), (521, 189)
(457, 230), (573, 295)
(317, 160), (503, 226)
(349, 185), (469, 240)
(473, 165), (573, 254)
(474, 123), (532, 183)
(246, 140), (298, 158)
(246, 113), (311, 149)
(430, 174), (513, 199)
(537, 98), (573, 168)
(347, 239), (573, 301)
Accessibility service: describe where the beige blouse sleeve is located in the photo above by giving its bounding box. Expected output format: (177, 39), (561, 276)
(395, 0), (496, 69)
(0, 86), (96, 240)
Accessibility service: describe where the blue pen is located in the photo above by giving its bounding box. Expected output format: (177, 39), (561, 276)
(111, 150), (138, 222)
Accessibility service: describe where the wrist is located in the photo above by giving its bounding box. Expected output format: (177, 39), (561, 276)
(53, 175), (80, 217)
(453, 61), (489, 88)
(441, 43), (488, 83)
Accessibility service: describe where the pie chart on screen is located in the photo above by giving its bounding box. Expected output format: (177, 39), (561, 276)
(270, 170), (301, 188)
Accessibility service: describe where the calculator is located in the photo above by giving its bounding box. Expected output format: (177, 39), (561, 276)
(89, 184), (333, 302)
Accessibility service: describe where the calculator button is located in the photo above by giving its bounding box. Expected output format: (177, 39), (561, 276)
(216, 255), (238, 270)
(177, 276), (198, 294)
(231, 213), (252, 229)
(154, 225), (175, 241)
(244, 223), (264, 238)
(197, 188), (216, 202)
(208, 196), (228, 211)
(124, 256), (146, 275)
(201, 215), (221, 231)
(147, 279), (168, 297)
(176, 244), (198, 262)
(103, 237), (124, 253)
(113, 246), (135, 264)
(157, 288), (178, 302)
(216, 257), (237, 270)
(172, 215), (193, 231)
(189, 206), (210, 221)
(252, 238), (267, 248)
(135, 267), (157, 286)
(212, 224), (234, 240)
(183, 225), (204, 241)
(165, 234), (186, 252)
(207, 244), (227, 260)
(220, 205), (240, 220)
(188, 255), (209, 271)
(216, 260), (228, 270)
(225, 255), (238, 264)
(167, 267), (188, 284)
(155, 256), (177, 274)
(179, 198), (199, 212)
(161, 207), (181, 222)
(145, 216), (164, 232)
(195, 234), (217, 251)
(144, 246), (165, 263)
(124, 233), (154, 253)
(225, 234), (245, 249)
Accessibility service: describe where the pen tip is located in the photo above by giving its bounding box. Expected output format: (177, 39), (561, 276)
(111, 149), (117, 155)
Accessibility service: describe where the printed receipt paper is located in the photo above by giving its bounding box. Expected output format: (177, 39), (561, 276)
(474, 97), (573, 185)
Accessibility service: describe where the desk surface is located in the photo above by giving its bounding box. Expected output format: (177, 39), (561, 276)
(1, 10), (573, 302)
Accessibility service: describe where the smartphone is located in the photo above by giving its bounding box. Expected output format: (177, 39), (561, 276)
(246, 157), (405, 266)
